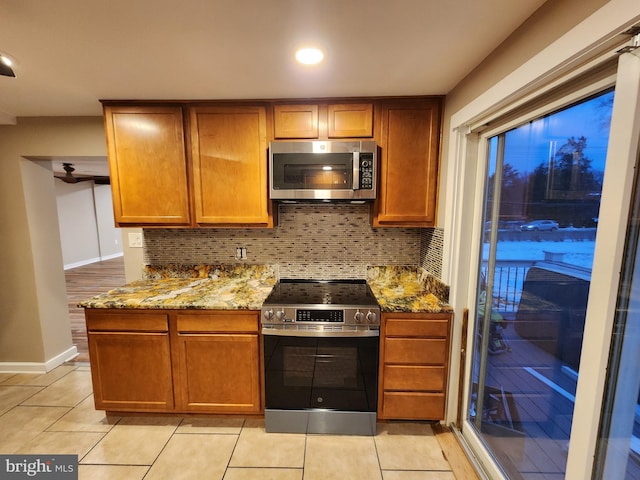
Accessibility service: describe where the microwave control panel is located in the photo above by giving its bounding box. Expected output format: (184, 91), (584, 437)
(359, 153), (375, 190)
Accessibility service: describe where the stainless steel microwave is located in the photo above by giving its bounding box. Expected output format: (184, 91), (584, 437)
(269, 141), (377, 202)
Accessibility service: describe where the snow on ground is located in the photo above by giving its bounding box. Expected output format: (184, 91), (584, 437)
(484, 238), (596, 270)
(481, 236), (596, 311)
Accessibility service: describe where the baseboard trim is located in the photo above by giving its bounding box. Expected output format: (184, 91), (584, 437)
(63, 252), (123, 271)
(0, 346), (79, 373)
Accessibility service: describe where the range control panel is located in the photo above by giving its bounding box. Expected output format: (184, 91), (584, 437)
(297, 309), (343, 323)
(261, 306), (380, 327)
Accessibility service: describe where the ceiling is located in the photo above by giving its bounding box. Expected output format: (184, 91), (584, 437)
(1, 0), (548, 176)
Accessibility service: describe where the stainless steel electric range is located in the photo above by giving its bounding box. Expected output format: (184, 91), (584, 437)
(261, 279), (381, 435)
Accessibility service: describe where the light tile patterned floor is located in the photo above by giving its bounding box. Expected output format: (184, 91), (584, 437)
(0, 364), (463, 480)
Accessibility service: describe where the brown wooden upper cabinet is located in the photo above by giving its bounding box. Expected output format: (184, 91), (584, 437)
(189, 105), (270, 226)
(103, 97), (442, 229)
(102, 102), (273, 228)
(373, 98), (442, 227)
(273, 102), (374, 139)
(103, 105), (191, 226)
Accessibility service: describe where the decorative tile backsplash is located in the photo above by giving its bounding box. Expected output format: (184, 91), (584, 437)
(143, 204), (444, 280)
(420, 227), (444, 279)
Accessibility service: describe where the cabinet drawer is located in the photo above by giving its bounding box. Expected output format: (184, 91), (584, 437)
(382, 392), (445, 420)
(383, 365), (445, 391)
(385, 318), (448, 337)
(176, 313), (258, 333)
(86, 312), (168, 332)
(384, 338), (447, 364)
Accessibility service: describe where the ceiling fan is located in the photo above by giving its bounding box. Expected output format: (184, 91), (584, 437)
(54, 163), (110, 185)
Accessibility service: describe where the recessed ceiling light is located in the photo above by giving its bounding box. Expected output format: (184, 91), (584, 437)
(295, 47), (324, 65)
(0, 54), (15, 77)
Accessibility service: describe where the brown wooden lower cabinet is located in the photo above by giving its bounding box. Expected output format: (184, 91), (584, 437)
(378, 312), (452, 420)
(85, 309), (261, 414)
(86, 311), (174, 412)
(86, 308), (453, 419)
(173, 313), (260, 413)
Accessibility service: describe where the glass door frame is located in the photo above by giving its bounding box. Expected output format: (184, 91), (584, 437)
(445, 49), (640, 479)
(570, 48), (640, 479)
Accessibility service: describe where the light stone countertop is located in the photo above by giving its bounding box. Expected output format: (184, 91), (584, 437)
(79, 264), (278, 310)
(366, 265), (453, 313)
(79, 264), (452, 314)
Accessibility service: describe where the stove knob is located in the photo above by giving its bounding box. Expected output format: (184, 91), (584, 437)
(354, 310), (365, 323)
(275, 309), (286, 321)
(366, 310), (377, 324)
(263, 309), (274, 321)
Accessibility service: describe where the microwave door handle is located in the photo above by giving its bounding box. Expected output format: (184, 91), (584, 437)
(352, 152), (360, 190)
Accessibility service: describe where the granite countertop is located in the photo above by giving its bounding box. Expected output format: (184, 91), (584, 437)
(366, 266), (453, 313)
(79, 264), (278, 310)
(80, 264), (452, 314)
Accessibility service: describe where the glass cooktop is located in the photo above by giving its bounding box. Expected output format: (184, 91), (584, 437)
(263, 280), (379, 308)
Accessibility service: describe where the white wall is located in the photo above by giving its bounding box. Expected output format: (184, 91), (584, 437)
(94, 183), (122, 259)
(55, 179), (122, 269)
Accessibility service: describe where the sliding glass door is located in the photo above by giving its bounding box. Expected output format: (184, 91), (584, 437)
(592, 50), (640, 480)
(457, 48), (640, 479)
(469, 90), (614, 478)
(594, 147), (640, 479)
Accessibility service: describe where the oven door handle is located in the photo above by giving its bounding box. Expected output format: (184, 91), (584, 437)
(262, 327), (379, 338)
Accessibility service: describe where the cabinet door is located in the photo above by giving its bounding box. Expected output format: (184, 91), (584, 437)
(103, 105), (191, 226)
(173, 333), (261, 413)
(374, 99), (442, 226)
(274, 102), (374, 139)
(88, 331), (174, 411)
(328, 103), (373, 138)
(274, 104), (319, 138)
(190, 106), (270, 226)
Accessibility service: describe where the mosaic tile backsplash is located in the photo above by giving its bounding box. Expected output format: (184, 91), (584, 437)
(143, 204), (444, 280)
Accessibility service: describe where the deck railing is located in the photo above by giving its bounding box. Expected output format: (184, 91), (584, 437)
(481, 260), (537, 313)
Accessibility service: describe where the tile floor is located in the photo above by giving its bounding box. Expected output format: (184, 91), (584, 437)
(0, 364), (462, 479)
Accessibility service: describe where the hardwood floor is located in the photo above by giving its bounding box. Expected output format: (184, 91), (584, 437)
(65, 256), (126, 362)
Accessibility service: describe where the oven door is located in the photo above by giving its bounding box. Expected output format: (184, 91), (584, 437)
(263, 332), (379, 435)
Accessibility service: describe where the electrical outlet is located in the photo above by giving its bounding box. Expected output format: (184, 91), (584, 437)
(128, 232), (143, 248)
(235, 247), (247, 260)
